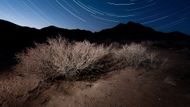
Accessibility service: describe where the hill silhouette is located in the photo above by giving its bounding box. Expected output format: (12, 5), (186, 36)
(0, 19), (190, 70)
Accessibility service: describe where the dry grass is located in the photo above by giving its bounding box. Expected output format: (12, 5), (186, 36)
(0, 76), (39, 107)
(16, 37), (159, 81)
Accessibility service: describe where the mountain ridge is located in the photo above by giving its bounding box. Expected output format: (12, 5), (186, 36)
(0, 19), (190, 70)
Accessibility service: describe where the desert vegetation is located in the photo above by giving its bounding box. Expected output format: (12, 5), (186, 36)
(1, 36), (190, 107)
(0, 37), (162, 107)
(16, 37), (159, 81)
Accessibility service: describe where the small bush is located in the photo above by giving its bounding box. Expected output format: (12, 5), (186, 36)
(115, 43), (157, 68)
(16, 37), (159, 81)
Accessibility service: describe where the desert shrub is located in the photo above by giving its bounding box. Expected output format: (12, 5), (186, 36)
(16, 37), (159, 81)
(114, 43), (157, 68)
(16, 37), (112, 80)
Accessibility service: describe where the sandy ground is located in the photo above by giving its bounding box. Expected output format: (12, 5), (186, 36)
(25, 67), (190, 107)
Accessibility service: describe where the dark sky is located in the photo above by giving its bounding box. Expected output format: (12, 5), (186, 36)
(0, 0), (190, 34)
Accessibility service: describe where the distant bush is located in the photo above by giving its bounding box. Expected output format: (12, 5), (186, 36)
(16, 37), (159, 81)
(115, 43), (157, 68)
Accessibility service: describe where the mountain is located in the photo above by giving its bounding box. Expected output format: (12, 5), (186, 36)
(96, 22), (190, 43)
(0, 19), (190, 70)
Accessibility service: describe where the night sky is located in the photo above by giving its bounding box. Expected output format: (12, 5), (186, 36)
(0, 0), (190, 34)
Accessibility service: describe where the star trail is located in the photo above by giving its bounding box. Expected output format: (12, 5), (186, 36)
(0, 0), (189, 34)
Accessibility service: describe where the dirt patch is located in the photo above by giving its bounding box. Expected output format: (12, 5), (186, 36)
(25, 67), (190, 107)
